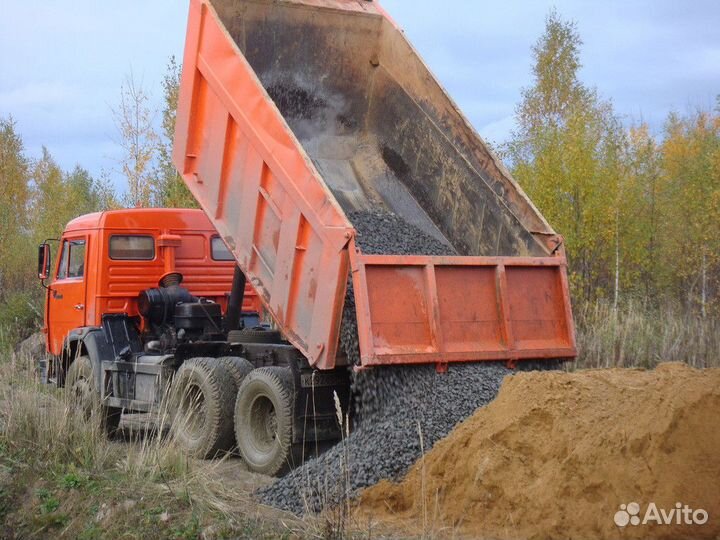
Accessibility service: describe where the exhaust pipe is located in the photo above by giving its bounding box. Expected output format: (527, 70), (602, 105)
(225, 265), (246, 332)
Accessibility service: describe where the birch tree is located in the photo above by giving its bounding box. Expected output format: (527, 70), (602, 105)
(154, 57), (197, 208)
(0, 117), (31, 296)
(113, 73), (158, 207)
(506, 10), (625, 302)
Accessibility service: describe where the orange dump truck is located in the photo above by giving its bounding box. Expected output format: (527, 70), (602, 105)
(40, 0), (575, 476)
(173, 0), (576, 370)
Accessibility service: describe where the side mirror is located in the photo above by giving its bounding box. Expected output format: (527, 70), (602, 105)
(38, 243), (51, 280)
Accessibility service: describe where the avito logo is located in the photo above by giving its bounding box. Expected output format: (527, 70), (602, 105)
(614, 502), (709, 527)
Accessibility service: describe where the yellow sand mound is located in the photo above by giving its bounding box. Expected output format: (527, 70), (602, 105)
(357, 363), (720, 540)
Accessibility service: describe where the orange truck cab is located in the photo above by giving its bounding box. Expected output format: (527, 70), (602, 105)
(38, 208), (349, 474)
(41, 208), (259, 360)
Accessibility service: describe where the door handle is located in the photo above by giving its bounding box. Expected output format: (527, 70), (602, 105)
(74, 304), (84, 310)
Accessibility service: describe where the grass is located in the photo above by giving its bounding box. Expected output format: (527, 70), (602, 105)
(0, 349), (311, 539)
(574, 300), (720, 369)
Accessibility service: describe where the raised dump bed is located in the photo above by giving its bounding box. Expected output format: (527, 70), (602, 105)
(173, 0), (576, 370)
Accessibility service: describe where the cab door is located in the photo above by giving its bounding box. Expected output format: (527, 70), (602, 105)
(47, 236), (88, 355)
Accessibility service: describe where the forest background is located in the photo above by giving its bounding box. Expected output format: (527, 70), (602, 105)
(1, 13), (718, 368)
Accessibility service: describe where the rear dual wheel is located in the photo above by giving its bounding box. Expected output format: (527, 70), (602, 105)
(169, 357), (296, 475)
(169, 357), (237, 458)
(169, 356), (256, 459)
(234, 366), (295, 476)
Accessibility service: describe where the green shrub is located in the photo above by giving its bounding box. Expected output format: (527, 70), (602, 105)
(0, 290), (42, 349)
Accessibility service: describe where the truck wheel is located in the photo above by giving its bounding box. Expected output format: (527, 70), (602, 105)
(66, 355), (122, 437)
(227, 328), (282, 344)
(212, 357), (254, 450)
(234, 366), (294, 475)
(170, 358), (235, 458)
(215, 356), (254, 390)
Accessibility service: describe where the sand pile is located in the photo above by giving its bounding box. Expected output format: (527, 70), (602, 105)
(357, 363), (720, 540)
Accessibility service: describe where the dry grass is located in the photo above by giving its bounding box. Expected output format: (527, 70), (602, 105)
(0, 353), (190, 479)
(574, 300), (720, 369)
(0, 353), (116, 473)
(0, 350), (311, 539)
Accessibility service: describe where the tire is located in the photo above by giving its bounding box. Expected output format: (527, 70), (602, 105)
(227, 328), (283, 344)
(234, 366), (295, 475)
(213, 356), (254, 450)
(169, 357), (236, 458)
(66, 355), (122, 437)
(215, 356), (254, 390)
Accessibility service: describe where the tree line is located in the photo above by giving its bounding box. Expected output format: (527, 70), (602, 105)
(505, 10), (720, 313)
(0, 13), (718, 343)
(0, 58), (194, 335)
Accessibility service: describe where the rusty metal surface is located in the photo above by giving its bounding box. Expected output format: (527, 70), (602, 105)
(211, 0), (553, 256)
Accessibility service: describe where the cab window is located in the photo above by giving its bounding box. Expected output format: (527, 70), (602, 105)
(57, 239), (86, 279)
(211, 236), (234, 261)
(109, 235), (155, 260)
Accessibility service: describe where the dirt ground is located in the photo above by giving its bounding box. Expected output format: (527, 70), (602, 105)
(118, 413), (278, 497)
(357, 363), (720, 540)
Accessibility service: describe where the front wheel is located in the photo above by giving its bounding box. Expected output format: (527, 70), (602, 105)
(234, 366), (295, 475)
(66, 355), (122, 437)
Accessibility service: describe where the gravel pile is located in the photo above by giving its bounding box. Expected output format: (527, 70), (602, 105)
(347, 210), (455, 256)
(339, 210), (456, 366)
(257, 363), (512, 514)
(257, 210), (520, 514)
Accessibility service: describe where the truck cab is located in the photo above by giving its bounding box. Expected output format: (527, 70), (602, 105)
(40, 208), (259, 373)
(38, 208), (346, 475)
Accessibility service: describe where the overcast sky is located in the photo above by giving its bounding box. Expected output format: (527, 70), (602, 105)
(1, 1), (718, 190)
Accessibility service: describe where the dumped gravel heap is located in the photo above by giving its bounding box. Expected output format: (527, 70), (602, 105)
(338, 210), (456, 367)
(258, 210), (538, 514)
(258, 363), (513, 514)
(346, 210), (455, 256)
